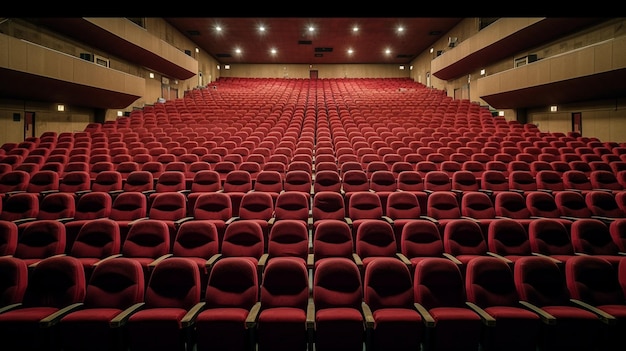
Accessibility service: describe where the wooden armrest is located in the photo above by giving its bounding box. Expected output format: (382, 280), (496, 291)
(569, 299), (617, 325)
(361, 302), (375, 329)
(40, 303), (84, 327)
(245, 302), (262, 328)
(465, 301), (496, 326)
(413, 302), (436, 327)
(181, 301), (206, 328)
(306, 297), (316, 329)
(110, 302), (145, 328)
(518, 300), (556, 325)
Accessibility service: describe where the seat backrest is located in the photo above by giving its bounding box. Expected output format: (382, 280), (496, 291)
(427, 191), (460, 219)
(565, 255), (624, 306)
(254, 170), (284, 194)
(526, 191), (561, 218)
(22, 255), (85, 308)
(0, 192), (39, 221)
(274, 191), (309, 222)
(554, 191), (592, 218)
(348, 191), (383, 220)
(0, 221), (18, 256)
(313, 170), (341, 193)
(397, 171), (424, 192)
(313, 220), (354, 261)
(508, 170), (537, 192)
(238, 191), (274, 220)
(74, 191), (113, 220)
(154, 171), (186, 193)
(451, 171), (479, 192)
(424, 171), (452, 192)
(494, 191), (531, 219)
(220, 220), (265, 259)
(173, 221), (219, 259)
(26, 170), (59, 193)
(527, 218), (574, 256)
(461, 191), (495, 219)
(570, 218), (619, 256)
(400, 220), (443, 259)
(193, 192), (233, 221)
(148, 192), (187, 221)
(110, 191), (147, 221)
(122, 219), (170, 258)
(413, 257), (467, 309)
(312, 191), (345, 222)
(124, 171), (154, 192)
(313, 257), (362, 310)
(465, 256), (519, 308)
(443, 219), (487, 256)
(385, 191), (421, 220)
(369, 170), (397, 192)
(190, 170), (222, 192)
(58, 171), (91, 193)
(514, 256), (571, 306)
(363, 257), (414, 311)
(92, 170), (123, 192)
(260, 257), (309, 310)
(585, 190), (625, 218)
(355, 220), (397, 259)
(283, 170), (312, 194)
(205, 256), (259, 309)
(223, 170), (252, 193)
(590, 170), (623, 191)
(266, 219), (309, 261)
(0, 255), (28, 306)
(37, 192), (76, 220)
(83, 257), (144, 308)
(536, 170), (565, 192)
(562, 170), (593, 191)
(342, 170), (369, 193)
(145, 257), (201, 309)
(481, 170), (509, 192)
(487, 218), (531, 256)
(70, 218), (121, 259)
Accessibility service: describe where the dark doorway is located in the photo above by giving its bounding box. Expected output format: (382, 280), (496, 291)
(572, 112), (582, 134)
(310, 70), (318, 79)
(24, 111), (35, 139)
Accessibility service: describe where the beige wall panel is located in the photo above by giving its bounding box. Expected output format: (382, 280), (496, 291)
(0, 113), (24, 144)
(8, 37), (28, 72)
(612, 36), (626, 69)
(0, 35), (8, 67)
(593, 41), (612, 72)
(526, 61), (550, 87)
(608, 112), (626, 143)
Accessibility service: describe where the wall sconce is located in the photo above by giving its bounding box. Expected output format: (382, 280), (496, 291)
(57, 104), (65, 112)
(117, 111), (123, 117)
(480, 69), (486, 75)
(498, 111), (505, 116)
(399, 65), (405, 70)
(550, 105), (558, 112)
(429, 48), (434, 53)
(195, 47), (199, 53)
(149, 72), (155, 79)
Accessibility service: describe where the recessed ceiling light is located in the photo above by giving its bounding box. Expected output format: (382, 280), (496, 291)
(352, 26), (359, 32)
(215, 26), (222, 32)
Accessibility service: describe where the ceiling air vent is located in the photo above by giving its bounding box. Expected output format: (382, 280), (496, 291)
(298, 40), (313, 45)
(216, 53), (232, 58)
(187, 30), (201, 36)
(315, 47), (333, 53)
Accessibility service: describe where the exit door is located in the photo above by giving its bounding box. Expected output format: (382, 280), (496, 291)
(310, 70), (318, 79)
(24, 111), (35, 139)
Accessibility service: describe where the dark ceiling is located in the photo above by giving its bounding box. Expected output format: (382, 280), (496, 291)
(164, 18), (464, 65)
